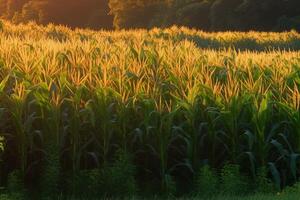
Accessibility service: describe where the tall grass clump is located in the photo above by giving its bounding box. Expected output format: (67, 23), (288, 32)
(0, 20), (299, 198)
(220, 164), (250, 195)
(194, 165), (219, 197)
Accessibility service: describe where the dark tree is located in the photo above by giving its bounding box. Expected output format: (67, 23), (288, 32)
(0, 0), (29, 19)
(175, 0), (212, 30)
(109, 0), (166, 29)
(1, 0), (113, 29)
(1, 0), (300, 31)
(210, 0), (243, 31)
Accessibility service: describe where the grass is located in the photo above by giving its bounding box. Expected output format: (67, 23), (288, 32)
(0, 20), (300, 198)
(0, 194), (300, 200)
(195, 194), (299, 200)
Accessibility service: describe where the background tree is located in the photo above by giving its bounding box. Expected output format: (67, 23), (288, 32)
(1, 0), (300, 31)
(109, 0), (166, 29)
(1, 0), (112, 29)
(209, 0), (243, 31)
(12, 0), (48, 24)
(0, 0), (29, 19)
(174, 0), (212, 30)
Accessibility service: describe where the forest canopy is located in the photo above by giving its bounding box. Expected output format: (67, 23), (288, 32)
(0, 0), (300, 31)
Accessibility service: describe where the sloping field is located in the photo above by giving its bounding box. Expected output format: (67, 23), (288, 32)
(0, 20), (300, 198)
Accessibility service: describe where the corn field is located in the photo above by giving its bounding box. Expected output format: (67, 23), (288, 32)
(0, 20), (300, 198)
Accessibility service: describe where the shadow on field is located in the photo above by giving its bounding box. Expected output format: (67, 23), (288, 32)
(152, 30), (300, 51)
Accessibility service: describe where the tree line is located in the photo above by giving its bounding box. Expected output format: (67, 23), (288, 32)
(1, 0), (300, 31)
(0, 0), (113, 29)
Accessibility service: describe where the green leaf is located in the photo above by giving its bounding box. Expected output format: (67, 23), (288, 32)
(268, 162), (281, 190)
(290, 153), (300, 181)
(271, 139), (289, 159)
(244, 151), (256, 177)
(243, 130), (254, 150)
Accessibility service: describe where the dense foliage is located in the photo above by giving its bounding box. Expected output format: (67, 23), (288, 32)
(1, 0), (300, 31)
(0, 21), (300, 198)
(0, 0), (113, 29)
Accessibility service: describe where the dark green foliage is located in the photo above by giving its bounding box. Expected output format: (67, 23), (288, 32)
(173, 1), (212, 30)
(284, 181), (300, 194)
(7, 171), (25, 199)
(0, 0), (113, 29)
(195, 165), (219, 197)
(67, 152), (137, 198)
(161, 174), (176, 197)
(2, 0), (300, 31)
(40, 144), (61, 199)
(220, 164), (250, 195)
(107, 0), (300, 30)
(210, 0), (242, 31)
(68, 169), (101, 198)
(109, 0), (166, 29)
(98, 151), (137, 198)
(255, 167), (276, 194)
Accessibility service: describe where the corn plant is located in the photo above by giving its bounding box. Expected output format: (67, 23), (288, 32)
(0, 20), (299, 198)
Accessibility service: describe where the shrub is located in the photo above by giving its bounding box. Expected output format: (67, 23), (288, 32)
(40, 144), (61, 199)
(7, 171), (25, 199)
(161, 174), (176, 197)
(98, 151), (137, 198)
(68, 152), (138, 199)
(255, 167), (276, 194)
(69, 169), (101, 198)
(220, 164), (250, 195)
(195, 165), (219, 197)
(284, 181), (300, 194)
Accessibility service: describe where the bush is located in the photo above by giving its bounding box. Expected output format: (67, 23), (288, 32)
(69, 169), (101, 198)
(195, 165), (219, 197)
(220, 164), (250, 195)
(98, 151), (137, 198)
(283, 181), (300, 194)
(68, 151), (137, 198)
(7, 171), (26, 199)
(40, 144), (61, 199)
(255, 167), (276, 194)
